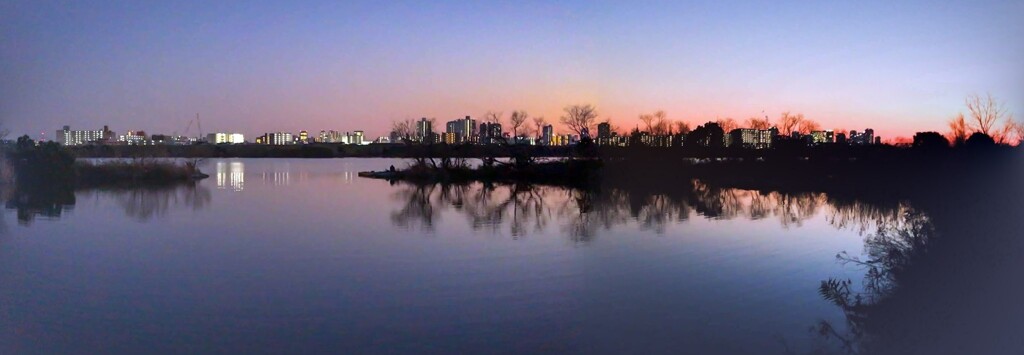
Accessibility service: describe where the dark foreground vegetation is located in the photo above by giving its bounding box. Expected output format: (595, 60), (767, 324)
(380, 144), (1022, 354)
(363, 134), (1020, 196)
(366, 131), (1024, 354)
(4, 136), (207, 188)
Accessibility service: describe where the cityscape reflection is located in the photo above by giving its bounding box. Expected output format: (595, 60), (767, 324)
(216, 161), (245, 192)
(262, 171), (291, 186)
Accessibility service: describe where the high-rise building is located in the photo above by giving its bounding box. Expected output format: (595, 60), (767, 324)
(415, 117), (433, 143)
(443, 132), (457, 144)
(207, 133), (245, 144)
(479, 122), (503, 144)
(847, 128), (876, 145)
(729, 128), (775, 149)
(119, 131), (150, 145)
(56, 125), (112, 146)
(319, 130), (343, 143)
(257, 132), (294, 145)
(351, 131), (364, 145)
(445, 116), (477, 144)
(541, 124), (554, 145)
(637, 132), (673, 147)
(550, 134), (578, 146)
(299, 130), (309, 143)
(836, 132), (847, 144)
(596, 122), (612, 145)
(809, 130), (834, 145)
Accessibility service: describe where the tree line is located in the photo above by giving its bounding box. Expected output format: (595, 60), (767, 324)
(388, 94), (1020, 148)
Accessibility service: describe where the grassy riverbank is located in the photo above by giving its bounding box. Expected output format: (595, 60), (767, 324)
(75, 159), (207, 187)
(7, 139), (207, 187)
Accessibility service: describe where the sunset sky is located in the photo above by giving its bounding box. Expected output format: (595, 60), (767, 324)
(2, 0), (1021, 141)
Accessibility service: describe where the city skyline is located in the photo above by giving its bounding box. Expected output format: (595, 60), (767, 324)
(2, 1), (1022, 141)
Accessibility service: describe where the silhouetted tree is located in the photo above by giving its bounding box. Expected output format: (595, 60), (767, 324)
(912, 132), (950, 150)
(1016, 122), (1024, 146)
(673, 120), (691, 135)
(391, 119), (415, 143)
(483, 110), (503, 125)
(638, 113), (654, 133)
(532, 116), (546, 139)
(685, 122), (725, 149)
(509, 110), (528, 139)
(798, 119), (822, 134)
(964, 132), (996, 149)
(10, 138), (75, 185)
(778, 112), (804, 135)
(716, 118), (738, 133)
(16, 135), (34, 150)
(746, 117), (771, 130)
(964, 93), (1007, 137)
(947, 113), (969, 146)
(998, 120), (1022, 146)
(0, 119), (8, 142)
(560, 104), (598, 137)
(652, 110), (670, 135)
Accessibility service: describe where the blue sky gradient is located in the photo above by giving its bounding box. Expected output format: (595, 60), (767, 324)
(2, 0), (1021, 140)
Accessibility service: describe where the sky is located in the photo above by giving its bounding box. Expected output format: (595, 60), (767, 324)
(1, 0), (1022, 141)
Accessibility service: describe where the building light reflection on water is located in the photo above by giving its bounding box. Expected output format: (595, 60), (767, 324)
(261, 171), (291, 186)
(215, 161), (245, 192)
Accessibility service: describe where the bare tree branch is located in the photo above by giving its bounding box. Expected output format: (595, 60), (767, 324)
(652, 110), (670, 135)
(532, 116), (546, 138)
(673, 121), (691, 135)
(716, 118), (738, 133)
(391, 118), (415, 143)
(964, 93), (1007, 136)
(778, 112), (804, 135)
(746, 117), (772, 130)
(483, 111), (503, 125)
(559, 104), (598, 137)
(798, 119), (821, 134)
(509, 110), (528, 138)
(638, 113), (654, 133)
(947, 113), (968, 145)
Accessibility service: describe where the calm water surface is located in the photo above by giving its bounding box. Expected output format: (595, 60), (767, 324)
(1, 158), (917, 354)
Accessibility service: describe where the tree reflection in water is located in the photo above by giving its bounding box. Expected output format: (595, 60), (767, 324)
(816, 207), (933, 354)
(388, 180), (912, 243)
(2, 183), (76, 225)
(4, 182), (211, 224)
(388, 179), (952, 353)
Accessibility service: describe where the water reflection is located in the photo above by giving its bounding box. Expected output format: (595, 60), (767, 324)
(811, 177), (1024, 354)
(4, 157), (1019, 353)
(216, 161), (245, 191)
(389, 181), (911, 243)
(4, 183), (211, 224)
(2, 184), (75, 225)
(388, 180), (953, 353)
(261, 171), (291, 186)
(814, 207), (933, 354)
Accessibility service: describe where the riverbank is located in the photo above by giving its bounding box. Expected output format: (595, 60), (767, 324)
(362, 145), (1021, 204)
(75, 159), (208, 187)
(7, 141), (209, 188)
